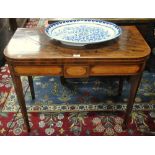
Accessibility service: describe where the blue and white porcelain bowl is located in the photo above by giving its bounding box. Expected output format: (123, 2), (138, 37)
(45, 19), (122, 46)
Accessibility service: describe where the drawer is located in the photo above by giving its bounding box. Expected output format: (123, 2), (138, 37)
(14, 66), (62, 75)
(64, 65), (89, 78)
(90, 65), (140, 75)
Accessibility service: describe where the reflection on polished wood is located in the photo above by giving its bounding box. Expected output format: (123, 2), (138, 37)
(4, 26), (150, 61)
(4, 26), (151, 132)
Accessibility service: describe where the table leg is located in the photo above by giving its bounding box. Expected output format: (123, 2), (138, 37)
(60, 76), (67, 85)
(28, 76), (35, 99)
(123, 73), (142, 129)
(118, 77), (124, 96)
(13, 75), (30, 132)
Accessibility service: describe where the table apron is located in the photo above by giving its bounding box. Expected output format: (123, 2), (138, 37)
(12, 63), (144, 77)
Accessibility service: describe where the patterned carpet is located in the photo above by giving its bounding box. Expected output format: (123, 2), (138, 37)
(3, 70), (155, 113)
(0, 19), (155, 136)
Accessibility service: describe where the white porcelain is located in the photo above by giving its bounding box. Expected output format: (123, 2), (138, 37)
(45, 19), (122, 46)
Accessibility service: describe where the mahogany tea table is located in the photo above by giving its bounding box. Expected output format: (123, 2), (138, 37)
(4, 26), (150, 132)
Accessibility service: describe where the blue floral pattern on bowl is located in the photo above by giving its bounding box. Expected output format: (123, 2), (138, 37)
(45, 19), (122, 46)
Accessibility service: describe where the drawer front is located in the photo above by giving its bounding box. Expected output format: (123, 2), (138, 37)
(14, 66), (62, 75)
(64, 66), (89, 78)
(90, 65), (140, 75)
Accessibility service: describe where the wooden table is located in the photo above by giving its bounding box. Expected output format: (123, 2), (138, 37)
(4, 26), (150, 132)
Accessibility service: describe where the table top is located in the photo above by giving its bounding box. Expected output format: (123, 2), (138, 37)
(4, 26), (150, 63)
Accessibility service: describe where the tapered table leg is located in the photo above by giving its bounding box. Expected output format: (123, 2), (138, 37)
(123, 73), (142, 129)
(118, 77), (124, 96)
(28, 76), (35, 99)
(13, 75), (30, 132)
(60, 76), (66, 85)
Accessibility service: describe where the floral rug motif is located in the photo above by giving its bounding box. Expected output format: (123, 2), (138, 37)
(0, 111), (155, 136)
(0, 64), (12, 110)
(2, 67), (155, 112)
